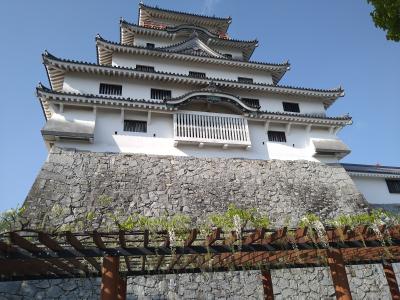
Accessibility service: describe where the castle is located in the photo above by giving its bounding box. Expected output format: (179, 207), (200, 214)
(1, 3), (400, 299)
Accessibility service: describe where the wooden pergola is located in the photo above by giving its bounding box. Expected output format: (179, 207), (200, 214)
(1, 225), (400, 300)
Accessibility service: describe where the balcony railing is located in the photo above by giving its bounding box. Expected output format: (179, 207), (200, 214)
(173, 111), (251, 149)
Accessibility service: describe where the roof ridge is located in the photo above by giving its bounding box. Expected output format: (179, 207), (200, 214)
(139, 3), (231, 22)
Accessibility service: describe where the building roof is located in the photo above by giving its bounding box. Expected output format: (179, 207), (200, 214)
(120, 20), (257, 60)
(341, 163), (400, 178)
(43, 51), (343, 107)
(36, 84), (352, 128)
(138, 3), (231, 34)
(97, 36), (285, 83)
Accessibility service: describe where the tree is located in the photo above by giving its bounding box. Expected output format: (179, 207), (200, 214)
(367, 0), (400, 41)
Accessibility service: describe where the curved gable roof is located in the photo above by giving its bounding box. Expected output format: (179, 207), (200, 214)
(159, 34), (225, 59)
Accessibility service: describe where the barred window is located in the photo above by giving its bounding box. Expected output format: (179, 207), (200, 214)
(151, 88), (171, 100)
(386, 179), (400, 194)
(135, 65), (155, 72)
(124, 120), (147, 133)
(268, 131), (286, 143)
(99, 83), (122, 96)
(242, 98), (260, 109)
(189, 71), (206, 79)
(238, 77), (253, 84)
(146, 43), (155, 49)
(283, 102), (300, 113)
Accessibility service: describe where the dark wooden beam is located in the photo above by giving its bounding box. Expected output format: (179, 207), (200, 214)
(38, 232), (89, 274)
(117, 277), (127, 300)
(101, 256), (120, 300)
(168, 229), (198, 270)
(383, 262), (400, 300)
(118, 230), (132, 272)
(142, 230), (149, 272)
(65, 231), (102, 272)
(261, 269), (274, 300)
(9, 232), (75, 275)
(327, 249), (352, 300)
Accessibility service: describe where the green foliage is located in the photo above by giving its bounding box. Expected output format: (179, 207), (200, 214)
(368, 0), (400, 41)
(207, 204), (270, 231)
(97, 195), (113, 207)
(299, 213), (321, 228)
(328, 209), (397, 229)
(0, 205), (26, 234)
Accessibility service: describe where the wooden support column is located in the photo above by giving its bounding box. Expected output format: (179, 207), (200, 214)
(327, 249), (352, 300)
(261, 269), (274, 300)
(383, 262), (400, 300)
(117, 278), (127, 300)
(101, 256), (120, 300)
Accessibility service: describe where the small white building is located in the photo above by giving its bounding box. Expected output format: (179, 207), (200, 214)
(37, 3), (399, 207)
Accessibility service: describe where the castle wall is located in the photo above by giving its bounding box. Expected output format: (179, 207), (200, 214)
(2, 148), (392, 299)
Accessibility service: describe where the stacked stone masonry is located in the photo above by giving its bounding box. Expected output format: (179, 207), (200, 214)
(1, 147), (396, 299)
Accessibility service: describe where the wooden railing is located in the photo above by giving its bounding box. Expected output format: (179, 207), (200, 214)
(173, 111), (251, 148)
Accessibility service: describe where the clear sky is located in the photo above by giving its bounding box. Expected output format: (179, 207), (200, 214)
(0, 0), (399, 211)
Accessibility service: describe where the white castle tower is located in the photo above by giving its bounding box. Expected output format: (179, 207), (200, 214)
(37, 3), (352, 163)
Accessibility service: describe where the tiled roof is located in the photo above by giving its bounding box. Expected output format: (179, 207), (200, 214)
(139, 3), (231, 22)
(341, 163), (400, 176)
(120, 20), (256, 45)
(36, 84), (351, 126)
(98, 35), (285, 69)
(43, 51), (344, 102)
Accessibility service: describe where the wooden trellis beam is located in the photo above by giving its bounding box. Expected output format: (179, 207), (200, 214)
(327, 248), (352, 300)
(383, 262), (400, 300)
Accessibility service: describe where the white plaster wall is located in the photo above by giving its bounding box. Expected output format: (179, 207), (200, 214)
(62, 72), (326, 116)
(52, 107), (340, 162)
(351, 176), (400, 204)
(111, 53), (272, 84)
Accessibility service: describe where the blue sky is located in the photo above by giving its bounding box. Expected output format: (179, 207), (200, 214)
(0, 0), (399, 211)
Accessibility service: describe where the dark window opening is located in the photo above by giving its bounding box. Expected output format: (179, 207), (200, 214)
(224, 53), (233, 59)
(242, 98), (260, 109)
(146, 43), (155, 49)
(238, 77), (253, 84)
(135, 65), (155, 72)
(283, 102), (300, 113)
(99, 83), (122, 96)
(189, 71), (206, 79)
(386, 179), (400, 194)
(151, 88), (171, 100)
(268, 131), (286, 143)
(124, 120), (147, 133)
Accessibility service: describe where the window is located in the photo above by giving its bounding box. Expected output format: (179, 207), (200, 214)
(224, 53), (233, 59)
(151, 88), (171, 100)
(283, 102), (300, 113)
(189, 71), (206, 79)
(124, 120), (147, 133)
(146, 43), (155, 49)
(242, 98), (260, 109)
(386, 179), (400, 194)
(135, 65), (155, 72)
(238, 77), (253, 84)
(268, 131), (286, 143)
(99, 83), (122, 96)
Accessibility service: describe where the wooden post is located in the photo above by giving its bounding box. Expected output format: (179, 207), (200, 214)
(261, 269), (274, 300)
(383, 262), (400, 300)
(117, 278), (127, 300)
(327, 249), (352, 300)
(101, 256), (120, 300)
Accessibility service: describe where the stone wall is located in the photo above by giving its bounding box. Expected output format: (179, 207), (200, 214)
(1, 147), (389, 300)
(23, 147), (368, 229)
